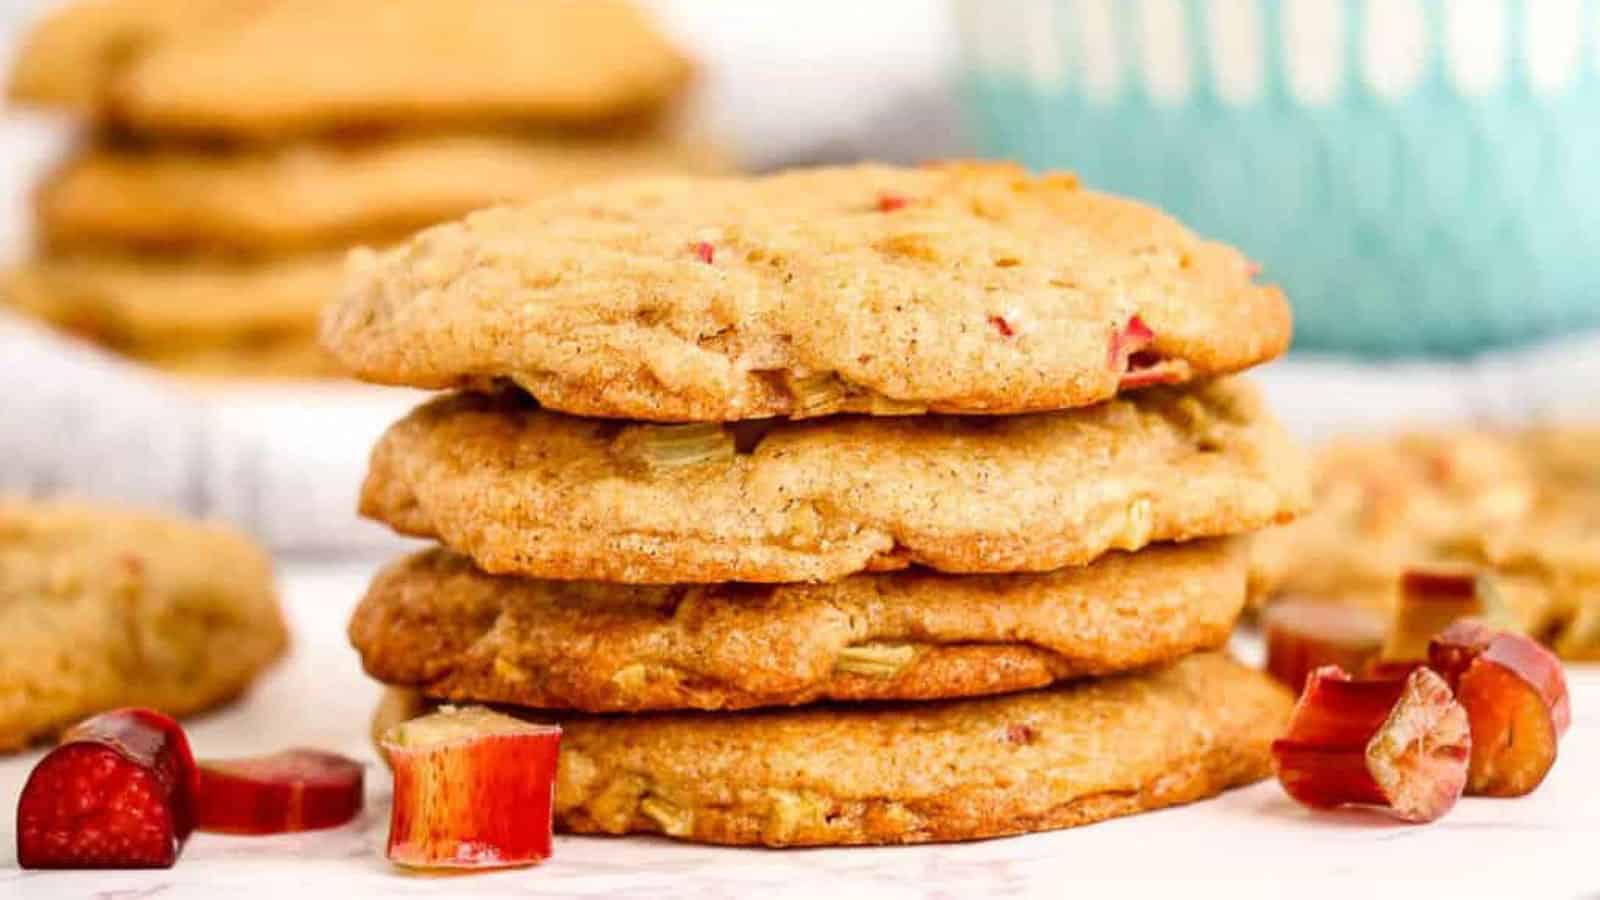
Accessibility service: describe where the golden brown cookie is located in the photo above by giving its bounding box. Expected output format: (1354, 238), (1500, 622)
(371, 653), (1290, 847)
(0, 499), (288, 752)
(7, 0), (263, 114)
(38, 133), (732, 254)
(323, 162), (1291, 421)
(101, 0), (691, 139)
(134, 336), (340, 380)
(350, 540), (1247, 712)
(1249, 430), (1536, 610)
(361, 378), (1308, 583)
(1247, 427), (1600, 657)
(3, 253), (337, 364)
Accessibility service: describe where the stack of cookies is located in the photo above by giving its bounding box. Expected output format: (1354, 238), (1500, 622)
(334, 162), (1310, 846)
(4, 0), (717, 378)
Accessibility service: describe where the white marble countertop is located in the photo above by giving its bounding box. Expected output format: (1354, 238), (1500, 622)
(2, 560), (1597, 898)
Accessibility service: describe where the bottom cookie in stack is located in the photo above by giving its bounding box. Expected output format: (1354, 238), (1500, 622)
(373, 653), (1289, 847)
(354, 542), (1292, 847)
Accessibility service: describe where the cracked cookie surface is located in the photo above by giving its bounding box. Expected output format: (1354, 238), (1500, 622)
(350, 540), (1246, 711)
(361, 378), (1308, 583)
(324, 161), (1291, 421)
(373, 653), (1290, 846)
(0, 499), (287, 751)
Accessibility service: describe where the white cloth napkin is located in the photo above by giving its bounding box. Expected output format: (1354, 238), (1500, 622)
(0, 315), (422, 554)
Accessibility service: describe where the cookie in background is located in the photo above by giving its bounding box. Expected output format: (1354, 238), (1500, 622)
(1252, 425), (1600, 660)
(3, 0), (727, 380)
(0, 498), (287, 752)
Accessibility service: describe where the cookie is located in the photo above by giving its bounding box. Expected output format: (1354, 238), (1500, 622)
(38, 133), (731, 254)
(1247, 428), (1589, 653)
(4, 253), (336, 352)
(1250, 431), (1536, 610)
(323, 161), (1291, 421)
(363, 378), (1307, 583)
(102, 0), (691, 139)
(0, 499), (287, 752)
(134, 336), (339, 380)
(350, 539), (1246, 712)
(371, 652), (1290, 847)
(7, 0), (262, 114)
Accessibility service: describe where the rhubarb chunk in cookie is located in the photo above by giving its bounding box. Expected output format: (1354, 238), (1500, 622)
(324, 161), (1291, 421)
(360, 378), (1309, 583)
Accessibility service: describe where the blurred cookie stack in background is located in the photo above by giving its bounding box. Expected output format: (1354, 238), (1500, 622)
(337, 161), (1313, 846)
(3, 0), (721, 379)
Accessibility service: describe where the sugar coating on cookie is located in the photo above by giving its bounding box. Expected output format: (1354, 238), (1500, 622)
(323, 161), (1292, 421)
(0, 499), (287, 751)
(97, 0), (692, 138)
(360, 378), (1309, 583)
(350, 540), (1248, 712)
(38, 133), (731, 255)
(373, 653), (1291, 847)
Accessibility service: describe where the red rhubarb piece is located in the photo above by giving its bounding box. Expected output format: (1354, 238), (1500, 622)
(196, 749), (364, 835)
(692, 241), (714, 264)
(1382, 569), (1509, 662)
(877, 192), (908, 212)
(1428, 620), (1570, 796)
(1262, 600), (1385, 691)
(16, 708), (198, 869)
(987, 314), (1016, 338)
(380, 706), (562, 869)
(1271, 666), (1469, 823)
(1107, 315), (1182, 388)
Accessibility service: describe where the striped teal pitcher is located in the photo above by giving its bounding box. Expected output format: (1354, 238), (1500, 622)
(954, 0), (1600, 355)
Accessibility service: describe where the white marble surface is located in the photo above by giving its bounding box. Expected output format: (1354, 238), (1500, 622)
(1, 560), (1596, 898)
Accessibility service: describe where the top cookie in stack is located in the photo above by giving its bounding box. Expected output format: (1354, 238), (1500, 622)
(335, 161), (1310, 847)
(5, 0), (720, 378)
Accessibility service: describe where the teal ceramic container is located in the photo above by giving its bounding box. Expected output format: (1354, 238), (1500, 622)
(954, 0), (1600, 355)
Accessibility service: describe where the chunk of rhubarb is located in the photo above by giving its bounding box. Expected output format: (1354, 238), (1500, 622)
(1382, 569), (1510, 662)
(380, 706), (561, 869)
(16, 708), (198, 869)
(196, 749), (364, 835)
(1271, 667), (1469, 823)
(1428, 620), (1570, 796)
(1107, 316), (1183, 389)
(1262, 600), (1385, 690)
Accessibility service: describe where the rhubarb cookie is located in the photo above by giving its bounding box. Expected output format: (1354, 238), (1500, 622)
(373, 652), (1290, 847)
(38, 133), (730, 255)
(350, 539), (1247, 712)
(361, 378), (1308, 583)
(89, 0), (690, 139)
(1250, 430), (1537, 610)
(7, 0), (261, 114)
(0, 499), (288, 751)
(323, 161), (1290, 421)
(3, 254), (339, 377)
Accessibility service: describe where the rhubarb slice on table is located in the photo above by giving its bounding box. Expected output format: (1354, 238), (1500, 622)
(196, 749), (364, 835)
(1262, 599), (1385, 691)
(1428, 620), (1570, 797)
(16, 708), (198, 869)
(1271, 666), (1469, 823)
(380, 705), (561, 869)
(1382, 569), (1510, 662)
